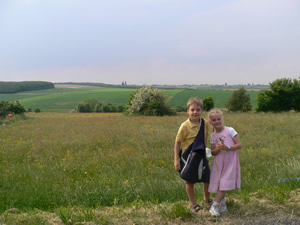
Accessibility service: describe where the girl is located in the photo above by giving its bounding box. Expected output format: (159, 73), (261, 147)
(207, 109), (242, 216)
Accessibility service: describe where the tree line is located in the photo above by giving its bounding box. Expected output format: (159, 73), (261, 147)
(0, 81), (54, 93)
(76, 99), (125, 113)
(124, 78), (300, 115)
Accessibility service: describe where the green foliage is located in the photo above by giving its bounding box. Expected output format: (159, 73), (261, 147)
(94, 103), (102, 112)
(0, 81), (54, 93)
(0, 101), (10, 118)
(226, 88), (252, 112)
(203, 96), (214, 111)
(126, 87), (175, 116)
(76, 99), (124, 113)
(102, 104), (112, 112)
(256, 78), (300, 112)
(0, 101), (26, 118)
(34, 108), (41, 113)
(117, 105), (124, 112)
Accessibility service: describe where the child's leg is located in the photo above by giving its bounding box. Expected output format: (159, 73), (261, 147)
(186, 183), (197, 205)
(215, 190), (226, 203)
(203, 183), (210, 201)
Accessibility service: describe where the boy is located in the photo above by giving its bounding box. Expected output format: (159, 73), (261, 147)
(174, 97), (211, 212)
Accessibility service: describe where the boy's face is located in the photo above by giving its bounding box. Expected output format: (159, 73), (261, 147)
(187, 104), (202, 122)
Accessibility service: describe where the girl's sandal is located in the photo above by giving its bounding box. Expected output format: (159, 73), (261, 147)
(193, 204), (203, 213)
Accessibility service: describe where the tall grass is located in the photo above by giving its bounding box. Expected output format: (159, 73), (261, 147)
(0, 112), (299, 213)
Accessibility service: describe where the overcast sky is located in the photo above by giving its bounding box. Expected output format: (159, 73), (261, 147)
(0, 0), (300, 85)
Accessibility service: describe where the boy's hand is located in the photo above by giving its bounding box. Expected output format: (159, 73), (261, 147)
(174, 160), (181, 172)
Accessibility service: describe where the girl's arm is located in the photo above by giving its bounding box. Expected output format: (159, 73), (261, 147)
(226, 134), (242, 151)
(174, 141), (181, 171)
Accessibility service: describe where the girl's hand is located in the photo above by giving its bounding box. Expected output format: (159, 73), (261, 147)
(216, 142), (224, 150)
(218, 142), (229, 151)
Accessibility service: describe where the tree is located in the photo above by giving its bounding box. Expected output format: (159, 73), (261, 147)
(117, 105), (125, 112)
(102, 104), (112, 112)
(256, 78), (300, 112)
(0, 101), (10, 118)
(0, 101), (26, 118)
(226, 88), (252, 112)
(9, 101), (26, 114)
(94, 103), (102, 112)
(34, 108), (41, 113)
(203, 96), (214, 111)
(83, 99), (98, 111)
(126, 87), (175, 116)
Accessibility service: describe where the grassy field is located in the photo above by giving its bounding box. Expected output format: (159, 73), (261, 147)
(0, 112), (299, 224)
(0, 87), (259, 112)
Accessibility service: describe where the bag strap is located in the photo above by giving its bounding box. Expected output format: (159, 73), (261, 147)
(181, 118), (205, 159)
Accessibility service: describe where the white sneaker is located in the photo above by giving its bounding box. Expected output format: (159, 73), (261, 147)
(209, 202), (221, 216)
(220, 198), (228, 214)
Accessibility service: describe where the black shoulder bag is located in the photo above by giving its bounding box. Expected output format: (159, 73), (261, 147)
(179, 118), (210, 183)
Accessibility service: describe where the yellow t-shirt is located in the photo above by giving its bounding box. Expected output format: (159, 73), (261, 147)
(176, 118), (209, 153)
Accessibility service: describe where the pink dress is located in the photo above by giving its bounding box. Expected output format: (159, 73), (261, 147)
(208, 126), (241, 193)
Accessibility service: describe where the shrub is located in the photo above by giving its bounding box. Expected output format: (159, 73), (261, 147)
(0, 101), (26, 118)
(226, 87), (252, 112)
(256, 78), (300, 112)
(94, 104), (102, 112)
(117, 105), (125, 112)
(102, 104), (111, 112)
(126, 87), (175, 116)
(34, 108), (41, 113)
(203, 96), (214, 111)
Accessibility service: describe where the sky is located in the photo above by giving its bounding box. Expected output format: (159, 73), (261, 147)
(0, 0), (300, 85)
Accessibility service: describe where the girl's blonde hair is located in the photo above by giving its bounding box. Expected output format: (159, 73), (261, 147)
(208, 108), (223, 120)
(187, 97), (203, 110)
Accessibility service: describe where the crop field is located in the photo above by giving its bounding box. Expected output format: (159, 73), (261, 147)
(0, 87), (258, 112)
(0, 112), (299, 224)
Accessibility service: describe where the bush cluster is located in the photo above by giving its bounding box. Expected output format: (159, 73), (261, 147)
(0, 101), (26, 118)
(256, 78), (300, 112)
(76, 99), (124, 113)
(126, 87), (175, 116)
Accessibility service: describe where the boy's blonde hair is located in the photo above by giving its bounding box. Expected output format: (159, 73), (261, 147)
(187, 97), (203, 110)
(208, 108), (223, 120)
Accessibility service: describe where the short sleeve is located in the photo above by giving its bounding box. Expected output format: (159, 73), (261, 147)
(176, 123), (185, 143)
(228, 127), (238, 137)
(210, 134), (215, 144)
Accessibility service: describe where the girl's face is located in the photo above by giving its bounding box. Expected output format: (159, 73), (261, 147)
(187, 104), (202, 122)
(209, 112), (224, 131)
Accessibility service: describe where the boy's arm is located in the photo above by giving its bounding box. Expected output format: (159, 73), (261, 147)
(174, 141), (181, 171)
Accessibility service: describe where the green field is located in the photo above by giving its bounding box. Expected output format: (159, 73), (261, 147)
(0, 112), (299, 224)
(0, 87), (259, 112)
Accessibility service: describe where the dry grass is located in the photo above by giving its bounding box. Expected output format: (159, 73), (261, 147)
(1, 196), (299, 225)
